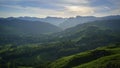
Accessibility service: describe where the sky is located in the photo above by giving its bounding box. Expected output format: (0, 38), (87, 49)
(0, 0), (120, 18)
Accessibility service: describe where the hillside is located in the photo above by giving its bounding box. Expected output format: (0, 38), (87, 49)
(74, 54), (120, 68)
(17, 16), (67, 26)
(0, 18), (120, 68)
(0, 0), (120, 68)
(59, 16), (97, 29)
(49, 44), (120, 68)
(0, 18), (62, 35)
(51, 19), (120, 46)
(59, 15), (120, 29)
(0, 18), (62, 45)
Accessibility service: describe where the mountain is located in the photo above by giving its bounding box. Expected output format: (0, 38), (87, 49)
(0, 17), (62, 45)
(53, 19), (120, 42)
(59, 15), (120, 29)
(17, 16), (67, 26)
(0, 17), (62, 36)
(10, 15), (120, 29)
(59, 16), (98, 29)
(49, 44), (120, 68)
(0, 16), (120, 68)
(101, 15), (120, 20)
(40, 17), (67, 26)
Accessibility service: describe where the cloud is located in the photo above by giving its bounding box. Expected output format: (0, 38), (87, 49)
(109, 0), (120, 6)
(65, 6), (94, 14)
(0, 4), (65, 17)
(0, 4), (96, 17)
(0, 0), (120, 17)
(54, 0), (89, 5)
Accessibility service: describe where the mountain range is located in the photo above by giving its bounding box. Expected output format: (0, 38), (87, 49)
(0, 17), (62, 36)
(59, 15), (120, 29)
(0, 15), (120, 68)
(15, 16), (67, 26)
(8, 15), (120, 29)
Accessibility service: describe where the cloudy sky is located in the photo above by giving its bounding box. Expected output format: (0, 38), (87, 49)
(0, 0), (120, 18)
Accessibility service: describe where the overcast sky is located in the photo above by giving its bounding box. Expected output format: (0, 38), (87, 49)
(0, 0), (120, 18)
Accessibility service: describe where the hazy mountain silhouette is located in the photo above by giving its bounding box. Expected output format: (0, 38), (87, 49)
(0, 17), (62, 36)
(10, 15), (120, 30)
(17, 16), (67, 26)
(59, 15), (120, 29)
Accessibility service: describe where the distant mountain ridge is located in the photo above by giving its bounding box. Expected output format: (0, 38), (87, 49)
(59, 16), (98, 29)
(16, 16), (67, 26)
(59, 15), (120, 29)
(3, 15), (120, 30)
(0, 17), (62, 36)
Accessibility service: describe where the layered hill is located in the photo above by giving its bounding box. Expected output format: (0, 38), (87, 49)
(0, 17), (120, 68)
(49, 44), (120, 68)
(0, 18), (61, 36)
(59, 15), (120, 29)
(15, 16), (67, 26)
(52, 19), (120, 45)
(0, 17), (62, 45)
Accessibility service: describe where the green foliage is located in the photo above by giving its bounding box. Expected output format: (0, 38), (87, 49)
(49, 44), (120, 68)
(0, 19), (120, 68)
(74, 54), (120, 68)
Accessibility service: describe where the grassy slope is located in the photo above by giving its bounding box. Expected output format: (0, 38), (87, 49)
(49, 44), (120, 68)
(74, 54), (120, 68)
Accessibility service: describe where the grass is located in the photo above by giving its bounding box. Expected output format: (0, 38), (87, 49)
(49, 44), (120, 68)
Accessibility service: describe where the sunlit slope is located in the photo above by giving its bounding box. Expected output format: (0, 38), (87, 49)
(49, 44), (120, 68)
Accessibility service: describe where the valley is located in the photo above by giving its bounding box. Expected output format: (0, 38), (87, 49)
(0, 15), (120, 68)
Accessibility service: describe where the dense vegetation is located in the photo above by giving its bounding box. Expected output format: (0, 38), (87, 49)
(49, 43), (120, 68)
(0, 16), (120, 68)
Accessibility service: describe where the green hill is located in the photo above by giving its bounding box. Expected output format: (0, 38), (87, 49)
(74, 54), (120, 68)
(0, 18), (61, 36)
(49, 44), (120, 68)
(0, 18), (62, 45)
(0, 19), (120, 68)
